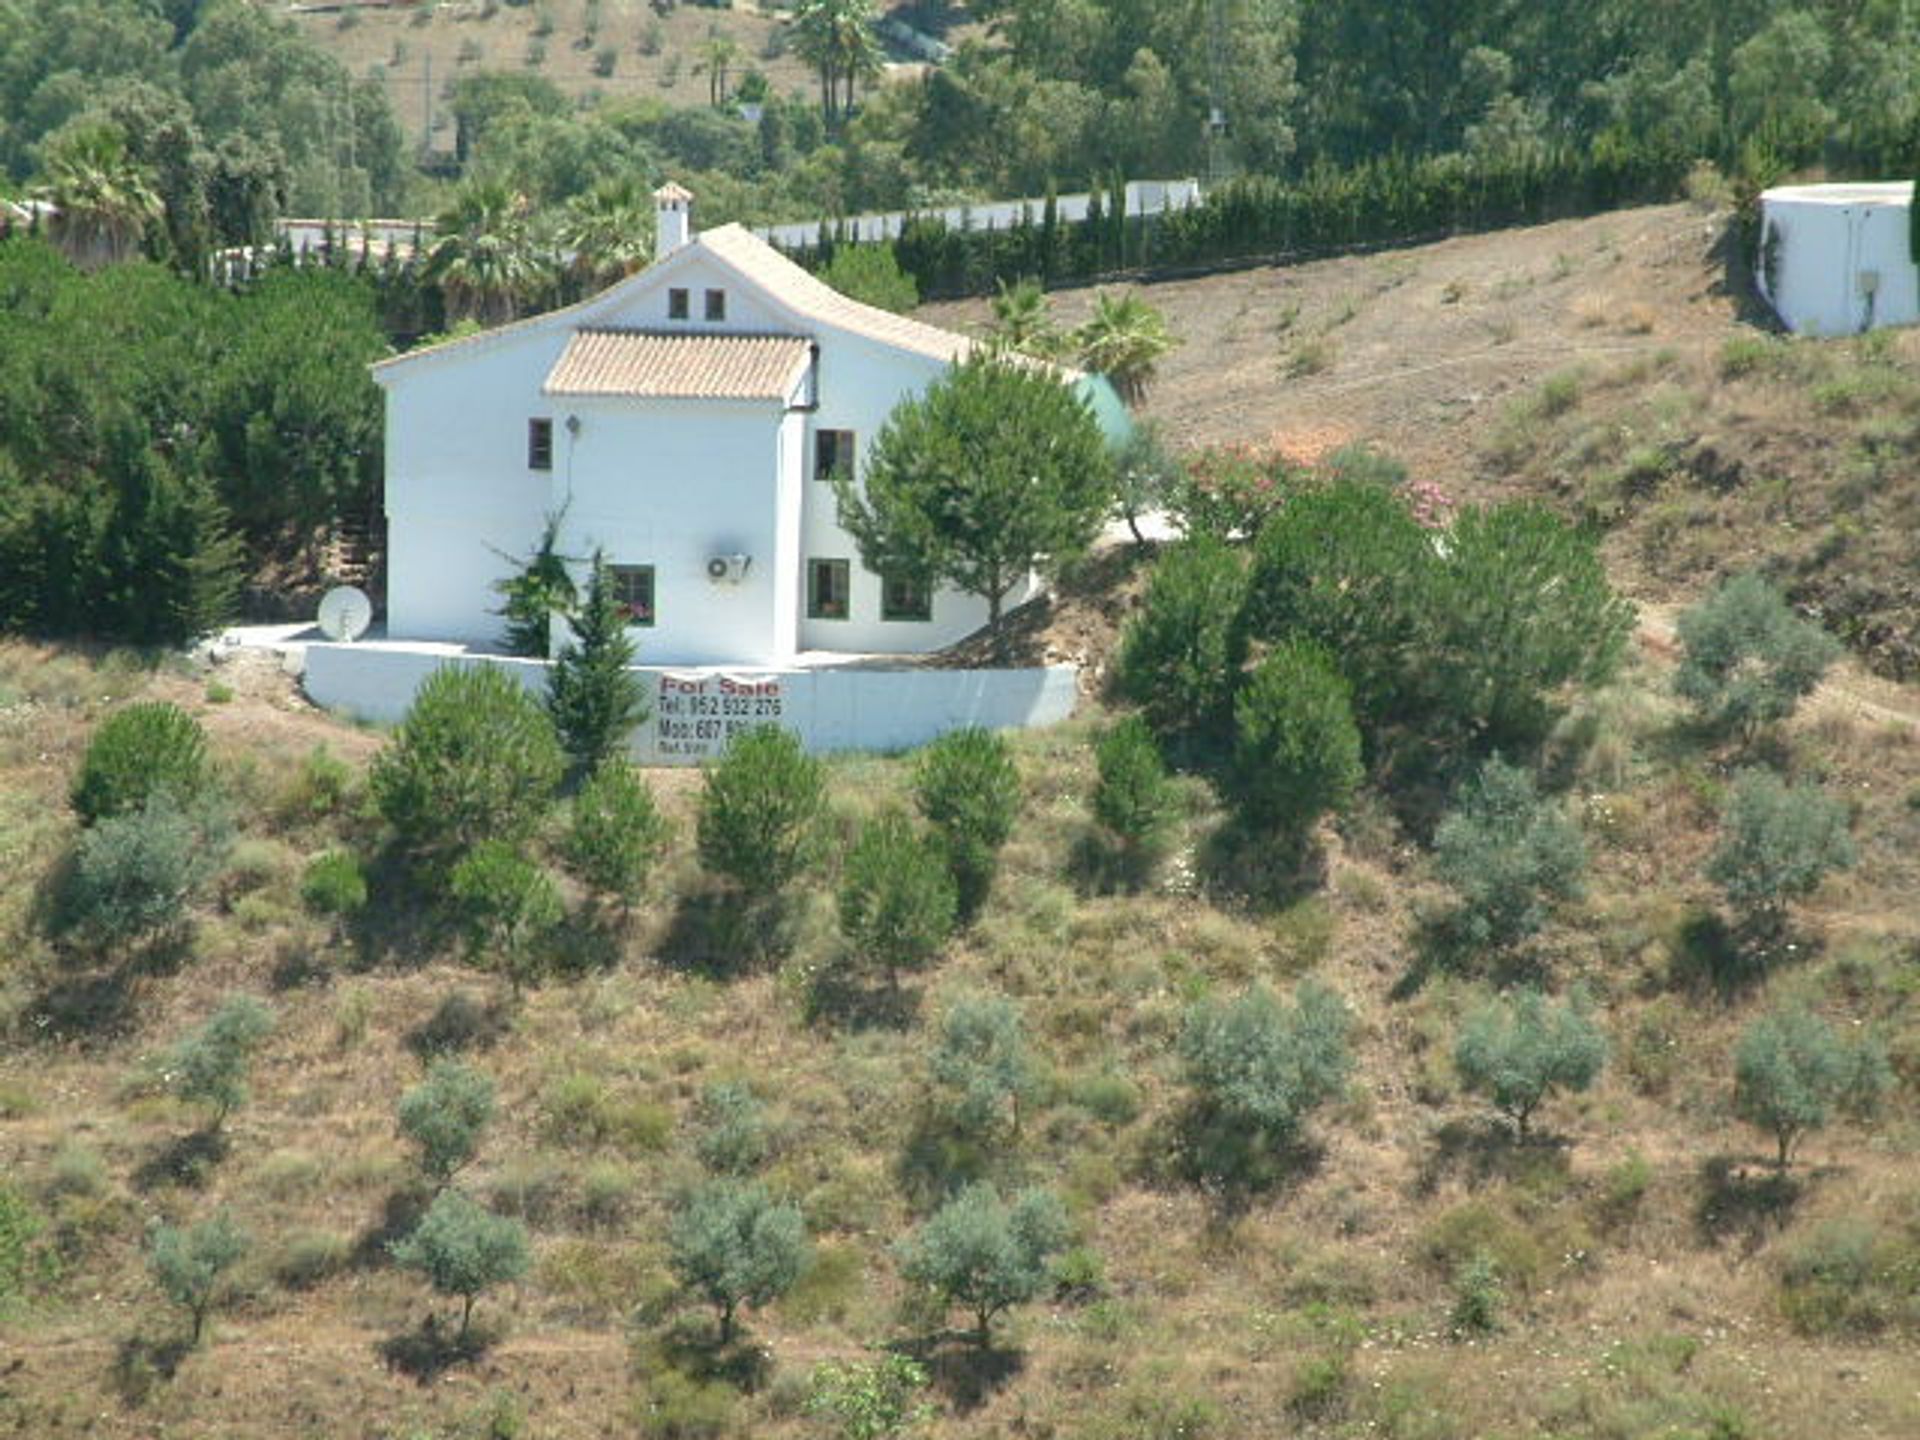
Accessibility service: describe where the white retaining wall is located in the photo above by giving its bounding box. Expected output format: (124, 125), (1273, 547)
(301, 644), (1078, 764)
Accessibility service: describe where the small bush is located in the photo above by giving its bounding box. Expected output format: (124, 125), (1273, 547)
(1453, 989), (1607, 1140)
(61, 795), (228, 946)
(273, 1228), (349, 1290)
(300, 850), (367, 917)
(1675, 573), (1840, 739)
(837, 810), (957, 989)
(0, 1184), (50, 1302)
(564, 759), (669, 908)
(71, 702), (209, 824)
(806, 1354), (932, 1439)
(1707, 770), (1854, 932)
(149, 1210), (249, 1344)
(1088, 716), (1176, 888)
(1114, 537), (1245, 746)
(161, 994), (274, 1133)
(1449, 1251), (1503, 1336)
(696, 725), (826, 904)
(913, 727), (1021, 920)
(693, 1080), (770, 1176)
(1229, 638), (1364, 844)
(1432, 757), (1585, 954)
(398, 1059), (497, 1187)
(287, 744), (355, 817)
(448, 841), (565, 994)
(634, 1369), (735, 1440)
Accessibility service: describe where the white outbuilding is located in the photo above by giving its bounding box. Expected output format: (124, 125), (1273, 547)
(373, 184), (1122, 668)
(1757, 182), (1919, 336)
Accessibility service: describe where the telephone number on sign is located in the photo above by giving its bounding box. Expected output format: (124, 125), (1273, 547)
(658, 717), (776, 743)
(658, 694), (784, 719)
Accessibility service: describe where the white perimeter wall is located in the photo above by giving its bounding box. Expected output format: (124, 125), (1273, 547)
(302, 645), (1078, 764)
(1762, 192), (1920, 336)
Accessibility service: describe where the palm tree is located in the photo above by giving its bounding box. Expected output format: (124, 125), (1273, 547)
(555, 178), (654, 295)
(426, 181), (549, 327)
(986, 277), (1063, 359)
(1073, 289), (1178, 409)
(792, 0), (883, 132)
(694, 30), (743, 109)
(33, 124), (163, 270)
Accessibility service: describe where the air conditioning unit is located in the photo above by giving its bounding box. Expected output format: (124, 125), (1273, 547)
(706, 553), (751, 584)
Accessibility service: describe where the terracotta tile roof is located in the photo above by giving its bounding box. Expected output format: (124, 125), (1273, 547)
(543, 329), (812, 400)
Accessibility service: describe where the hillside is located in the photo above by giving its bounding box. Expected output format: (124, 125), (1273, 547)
(6, 205), (1920, 1440)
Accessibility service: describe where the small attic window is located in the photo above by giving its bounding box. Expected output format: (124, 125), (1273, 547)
(668, 288), (689, 320)
(705, 288), (726, 322)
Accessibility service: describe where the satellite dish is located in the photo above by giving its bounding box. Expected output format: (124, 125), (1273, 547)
(316, 585), (373, 642)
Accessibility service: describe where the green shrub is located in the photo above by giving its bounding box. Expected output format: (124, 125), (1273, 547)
(806, 1354), (933, 1439)
(1089, 716), (1176, 887)
(1675, 573), (1840, 739)
(0, 1184), (50, 1302)
(1066, 1071), (1141, 1126)
(1179, 980), (1353, 1186)
(913, 727), (1021, 920)
(695, 724), (827, 904)
(71, 701), (209, 824)
(1230, 637), (1363, 843)
(540, 1072), (671, 1154)
(1452, 989), (1607, 1139)
(564, 759), (669, 908)
(272, 1228), (349, 1290)
(1432, 757), (1585, 954)
(634, 1368), (736, 1440)
(547, 551), (650, 773)
(448, 841), (565, 994)
(1289, 1351), (1352, 1420)
(1733, 1007), (1889, 1168)
(837, 810), (957, 989)
(398, 1059), (497, 1187)
(1777, 1219), (1920, 1335)
(1449, 1251), (1503, 1336)
(1707, 770), (1854, 932)
(371, 665), (563, 867)
(1114, 536), (1245, 746)
(389, 1189), (531, 1337)
(300, 849), (367, 916)
(819, 244), (920, 312)
(693, 1080), (770, 1176)
(896, 1182), (1070, 1345)
(288, 743), (356, 817)
(667, 1179), (810, 1342)
(161, 993), (274, 1132)
(61, 795), (228, 946)
(931, 993), (1039, 1139)
(148, 1210), (249, 1344)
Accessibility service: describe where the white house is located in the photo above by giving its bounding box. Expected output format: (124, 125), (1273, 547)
(1758, 182), (1920, 337)
(373, 184), (1118, 667)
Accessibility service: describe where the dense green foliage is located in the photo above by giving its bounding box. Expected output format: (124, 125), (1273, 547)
(63, 795), (228, 947)
(1432, 758), (1587, 955)
(1707, 770), (1855, 930)
(806, 1354), (933, 1440)
(930, 994), (1039, 1140)
(1229, 639), (1363, 844)
(493, 512), (576, 659)
(547, 552), (651, 775)
(837, 810), (957, 989)
(397, 1060), (497, 1188)
(896, 1182), (1071, 1345)
(667, 1180), (809, 1342)
(695, 725), (827, 905)
(693, 1081), (771, 1177)
(148, 1211), (249, 1345)
(371, 666), (564, 868)
(70, 702), (209, 825)
(161, 993), (273, 1132)
(1453, 990), (1608, 1139)
(1179, 980), (1353, 1186)
(1088, 716), (1177, 887)
(563, 759), (670, 910)
(1733, 1008), (1890, 1169)
(389, 1189), (531, 1337)
(818, 243), (919, 312)
(837, 356), (1113, 634)
(912, 728), (1022, 921)
(0, 1185), (49, 1305)
(299, 850), (367, 918)
(1114, 537), (1246, 745)
(447, 841), (565, 994)
(1676, 573), (1842, 740)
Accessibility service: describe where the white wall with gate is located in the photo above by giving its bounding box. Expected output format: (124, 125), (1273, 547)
(301, 643), (1078, 764)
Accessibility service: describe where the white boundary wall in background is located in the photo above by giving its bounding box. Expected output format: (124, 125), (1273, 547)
(1759, 182), (1920, 336)
(301, 643), (1077, 765)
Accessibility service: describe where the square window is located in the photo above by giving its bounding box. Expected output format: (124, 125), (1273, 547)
(667, 287), (689, 320)
(881, 571), (932, 622)
(528, 417), (553, 470)
(807, 558), (850, 620)
(609, 564), (655, 626)
(705, 288), (726, 321)
(813, 429), (855, 483)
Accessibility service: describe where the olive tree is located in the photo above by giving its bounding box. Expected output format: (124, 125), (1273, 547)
(1733, 1008), (1889, 1169)
(389, 1189), (530, 1338)
(1707, 770), (1854, 934)
(148, 1211), (249, 1346)
(1432, 757), (1586, 954)
(896, 1183), (1070, 1346)
(162, 994), (274, 1134)
(667, 1179), (809, 1343)
(930, 993), (1039, 1139)
(1453, 989), (1608, 1140)
(836, 354), (1113, 640)
(397, 1060), (497, 1188)
(1676, 574), (1839, 741)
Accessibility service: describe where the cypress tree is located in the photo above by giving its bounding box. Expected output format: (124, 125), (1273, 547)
(547, 550), (650, 774)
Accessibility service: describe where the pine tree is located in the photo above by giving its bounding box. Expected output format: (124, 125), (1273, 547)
(547, 550), (650, 774)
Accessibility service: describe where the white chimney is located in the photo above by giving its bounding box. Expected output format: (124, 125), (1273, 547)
(654, 181), (693, 260)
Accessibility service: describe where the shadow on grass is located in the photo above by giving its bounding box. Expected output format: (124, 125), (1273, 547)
(1192, 820), (1322, 913)
(376, 1315), (492, 1383)
(895, 1334), (1025, 1415)
(352, 1186), (430, 1270)
(406, 988), (512, 1059)
(657, 890), (788, 978)
(341, 846), (457, 974)
(1139, 1104), (1326, 1219)
(110, 1334), (192, 1406)
(1066, 829), (1165, 899)
(1694, 1155), (1803, 1254)
(131, 1128), (228, 1193)
(1391, 912), (1550, 1001)
(1413, 1118), (1571, 1198)
(894, 1114), (997, 1213)
(804, 965), (922, 1032)
(639, 1319), (776, 1394)
(1668, 909), (1813, 1001)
